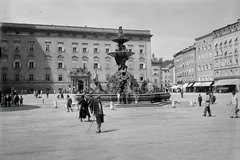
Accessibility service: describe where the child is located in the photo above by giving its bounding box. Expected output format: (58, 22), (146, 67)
(20, 96), (23, 106)
(53, 99), (57, 108)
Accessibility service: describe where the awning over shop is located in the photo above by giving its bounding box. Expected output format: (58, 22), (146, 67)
(182, 83), (189, 88)
(193, 81), (213, 87)
(187, 83), (194, 87)
(213, 79), (240, 86)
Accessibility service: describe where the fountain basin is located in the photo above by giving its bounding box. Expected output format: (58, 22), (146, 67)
(75, 92), (171, 104)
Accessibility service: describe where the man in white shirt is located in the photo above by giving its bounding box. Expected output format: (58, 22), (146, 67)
(203, 92), (212, 117)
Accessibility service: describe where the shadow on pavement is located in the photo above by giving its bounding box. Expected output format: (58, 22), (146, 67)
(0, 105), (41, 112)
(101, 129), (119, 133)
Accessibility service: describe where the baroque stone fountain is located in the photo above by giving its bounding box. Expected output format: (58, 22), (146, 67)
(77, 27), (170, 104)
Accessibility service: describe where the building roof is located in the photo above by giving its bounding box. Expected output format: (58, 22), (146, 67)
(0, 22), (153, 38)
(195, 32), (212, 41)
(161, 60), (173, 68)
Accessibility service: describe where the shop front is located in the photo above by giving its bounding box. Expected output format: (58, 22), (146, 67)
(193, 81), (213, 92)
(213, 79), (240, 93)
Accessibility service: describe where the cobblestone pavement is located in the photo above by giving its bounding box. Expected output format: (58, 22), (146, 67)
(0, 93), (239, 160)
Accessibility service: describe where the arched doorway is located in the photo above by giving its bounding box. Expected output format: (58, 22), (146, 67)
(69, 68), (91, 93)
(78, 80), (84, 92)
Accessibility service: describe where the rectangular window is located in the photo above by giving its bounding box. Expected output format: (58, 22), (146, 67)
(2, 74), (7, 81)
(106, 48), (110, 53)
(58, 62), (64, 69)
(72, 43), (78, 53)
(58, 75), (63, 81)
(94, 48), (98, 53)
(73, 47), (77, 52)
(29, 61), (35, 68)
(29, 42), (34, 51)
(140, 76), (144, 81)
(58, 46), (63, 52)
(140, 64), (144, 69)
(14, 42), (20, 51)
(29, 74), (34, 81)
(2, 42), (7, 50)
(15, 75), (20, 81)
(94, 63), (98, 69)
(139, 49), (144, 54)
(46, 74), (50, 81)
(45, 43), (51, 52)
(14, 61), (21, 68)
(83, 47), (87, 53)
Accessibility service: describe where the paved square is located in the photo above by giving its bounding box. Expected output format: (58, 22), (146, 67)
(1, 93), (240, 160)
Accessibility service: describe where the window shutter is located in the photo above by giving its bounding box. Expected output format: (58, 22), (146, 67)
(13, 62), (15, 68)
(98, 48), (100, 53)
(143, 64), (146, 69)
(19, 62), (22, 68)
(34, 62), (36, 68)
(62, 63), (65, 68)
(28, 62), (30, 68)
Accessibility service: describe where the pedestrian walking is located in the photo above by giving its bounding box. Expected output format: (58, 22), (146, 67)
(203, 91), (212, 117)
(88, 95), (95, 114)
(66, 95), (73, 112)
(79, 94), (91, 121)
(211, 94), (216, 104)
(180, 89), (183, 98)
(93, 96), (104, 133)
(19, 96), (23, 106)
(61, 92), (64, 99)
(7, 95), (12, 107)
(229, 91), (239, 118)
(14, 94), (20, 106)
(198, 94), (202, 107)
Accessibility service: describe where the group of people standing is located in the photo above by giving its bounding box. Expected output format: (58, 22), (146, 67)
(1, 94), (23, 107)
(198, 91), (239, 118)
(65, 94), (104, 133)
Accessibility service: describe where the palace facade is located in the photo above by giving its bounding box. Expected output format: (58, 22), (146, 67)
(0, 23), (152, 94)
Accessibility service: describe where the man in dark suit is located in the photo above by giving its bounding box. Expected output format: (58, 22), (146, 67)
(93, 96), (104, 133)
(79, 94), (91, 121)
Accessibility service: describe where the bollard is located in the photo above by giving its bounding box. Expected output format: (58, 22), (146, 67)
(110, 101), (115, 110)
(190, 99), (193, 106)
(172, 101), (176, 108)
(53, 99), (57, 108)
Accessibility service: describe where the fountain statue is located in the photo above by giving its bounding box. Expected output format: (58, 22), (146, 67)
(106, 26), (139, 94)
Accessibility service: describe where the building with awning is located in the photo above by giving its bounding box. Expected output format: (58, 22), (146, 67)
(186, 82), (195, 92)
(213, 79), (240, 92)
(193, 81), (213, 92)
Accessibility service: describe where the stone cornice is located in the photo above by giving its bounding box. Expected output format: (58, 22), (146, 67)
(213, 21), (240, 39)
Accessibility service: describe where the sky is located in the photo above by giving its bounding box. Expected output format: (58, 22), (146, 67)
(1, 0), (239, 60)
